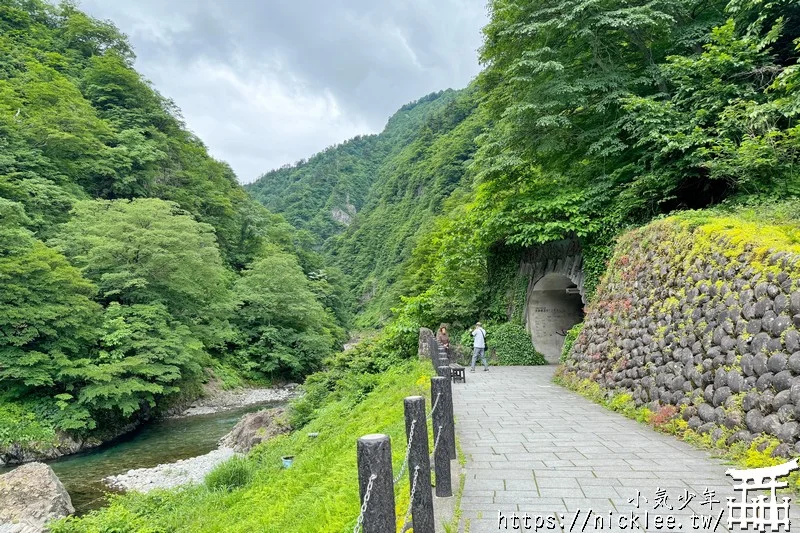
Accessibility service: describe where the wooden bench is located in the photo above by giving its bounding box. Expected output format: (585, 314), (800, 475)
(450, 364), (466, 384)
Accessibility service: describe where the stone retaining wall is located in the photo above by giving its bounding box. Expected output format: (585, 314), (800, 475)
(563, 214), (800, 456)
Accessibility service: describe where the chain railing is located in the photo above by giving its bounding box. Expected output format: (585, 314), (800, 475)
(393, 418), (416, 484)
(429, 424), (443, 463)
(353, 473), (377, 533)
(399, 466), (421, 533)
(354, 339), (456, 533)
(426, 392), (441, 421)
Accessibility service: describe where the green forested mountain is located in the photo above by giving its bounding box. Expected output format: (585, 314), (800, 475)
(0, 0), (345, 439)
(246, 0), (800, 337)
(246, 90), (461, 244)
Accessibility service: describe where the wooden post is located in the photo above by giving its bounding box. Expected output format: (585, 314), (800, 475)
(430, 383), (452, 497)
(357, 434), (396, 532)
(404, 396), (435, 533)
(432, 375), (456, 460)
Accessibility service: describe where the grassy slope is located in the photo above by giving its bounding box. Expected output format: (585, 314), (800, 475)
(52, 361), (433, 533)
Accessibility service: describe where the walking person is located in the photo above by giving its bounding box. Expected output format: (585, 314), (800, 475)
(436, 326), (451, 362)
(470, 322), (488, 372)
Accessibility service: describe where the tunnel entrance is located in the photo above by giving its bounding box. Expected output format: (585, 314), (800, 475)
(525, 273), (585, 363)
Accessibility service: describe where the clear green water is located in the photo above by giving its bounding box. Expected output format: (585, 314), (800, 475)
(0, 402), (282, 515)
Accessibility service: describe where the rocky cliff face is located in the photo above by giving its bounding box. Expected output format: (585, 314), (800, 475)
(563, 215), (800, 455)
(0, 463), (74, 532)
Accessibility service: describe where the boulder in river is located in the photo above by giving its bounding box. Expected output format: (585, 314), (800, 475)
(0, 462), (74, 532)
(219, 407), (291, 453)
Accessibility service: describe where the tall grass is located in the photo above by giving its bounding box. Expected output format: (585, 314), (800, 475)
(52, 361), (432, 533)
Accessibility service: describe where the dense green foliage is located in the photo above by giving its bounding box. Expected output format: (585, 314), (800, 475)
(560, 323), (584, 364)
(0, 0), (344, 439)
(454, 322), (546, 366)
(487, 323), (546, 366)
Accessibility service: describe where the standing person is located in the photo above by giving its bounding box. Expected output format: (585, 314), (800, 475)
(436, 326), (450, 361)
(470, 322), (488, 372)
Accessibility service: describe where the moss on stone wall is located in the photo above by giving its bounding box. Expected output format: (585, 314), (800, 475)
(562, 207), (800, 457)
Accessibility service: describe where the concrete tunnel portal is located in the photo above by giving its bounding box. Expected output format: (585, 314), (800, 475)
(520, 240), (586, 364)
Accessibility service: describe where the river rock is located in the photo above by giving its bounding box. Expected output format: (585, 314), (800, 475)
(0, 462), (73, 532)
(176, 386), (297, 418)
(219, 407), (291, 453)
(104, 447), (237, 493)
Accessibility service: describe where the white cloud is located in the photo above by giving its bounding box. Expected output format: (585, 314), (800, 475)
(77, 0), (487, 183)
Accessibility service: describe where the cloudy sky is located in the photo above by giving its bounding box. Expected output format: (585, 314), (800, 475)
(78, 0), (488, 184)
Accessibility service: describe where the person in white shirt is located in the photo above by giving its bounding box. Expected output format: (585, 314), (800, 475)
(470, 322), (488, 372)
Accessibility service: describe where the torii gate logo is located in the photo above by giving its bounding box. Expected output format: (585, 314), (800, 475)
(726, 459), (798, 532)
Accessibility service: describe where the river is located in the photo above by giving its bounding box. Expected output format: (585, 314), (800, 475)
(0, 401), (283, 515)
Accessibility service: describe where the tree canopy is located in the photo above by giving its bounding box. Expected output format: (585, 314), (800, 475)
(0, 0), (345, 433)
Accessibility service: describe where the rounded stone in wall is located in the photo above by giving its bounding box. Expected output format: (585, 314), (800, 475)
(704, 385), (714, 404)
(756, 373), (774, 392)
(778, 404), (795, 424)
(768, 337), (784, 353)
(768, 284), (782, 299)
(741, 354), (754, 376)
(773, 443), (793, 458)
(768, 354), (788, 374)
(764, 414), (782, 436)
(754, 298), (772, 318)
(714, 368), (728, 388)
(755, 282), (769, 299)
(753, 354), (769, 376)
(772, 316), (791, 337)
(712, 386), (731, 408)
(773, 390), (792, 411)
(698, 403), (716, 423)
(774, 370), (793, 392)
(775, 294), (789, 314)
(746, 410), (764, 433)
(728, 370), (744, 393)
(762, 310), (777, 334)
(790, 293), (800, 315)
(747, 320), (762, 335)
(698, 422), (717, 434)
(743, 392), (760, 412)
(721, 336), (737, 352)
(786, 330), (800, 353)
(752, 333), (771, 355)
(723, 411), (743, 429)
(756, 392), (775, 417)
(727, 430), (753, 445)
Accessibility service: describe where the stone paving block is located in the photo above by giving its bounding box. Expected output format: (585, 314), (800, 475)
(535, 476), (581, 488)
(535, 487), (581, 498)
(534, 468), (595, 478)
(472, 468), (534, 480)
(503, 479), (541, 492)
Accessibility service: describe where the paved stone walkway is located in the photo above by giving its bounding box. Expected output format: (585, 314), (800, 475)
(452, 366), (799, 532)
